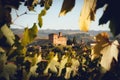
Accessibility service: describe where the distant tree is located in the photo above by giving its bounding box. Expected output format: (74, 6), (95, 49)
(72, 36), (77, 45)
(67, 38), (72, 45)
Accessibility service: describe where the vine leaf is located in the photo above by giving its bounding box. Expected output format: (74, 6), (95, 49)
(91, 32), (119, 72)
(44, 54), (59, 74)
(4, 0), (20, 9)
(26, 54), (42, 79)
(91, 32), (109, 60)
(59, 0), (75, 16)
(38, 8), (46, 28)
(1, 24), (15, 46)
(96, 0), (120, 36)
(65, 67), (72, 79)
(58, 55), (68, 76)
(21, 23), (38, 46)
(40, 9), (46, 16)
(25, 0), (38, 11)
(0, 61), (17, 80)
(71, 58), (79, 77)
(79, 0), (96, 32)
(38, 9), (46, 28)
(100, 40), (119, 72)
(38, 15), (43, 28)
(45, 0), (52, 10)
(64, 58), (79, 79)
(38, 0), (52, 28)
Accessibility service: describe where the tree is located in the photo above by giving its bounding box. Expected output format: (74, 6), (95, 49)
(67, 38), (72, 45)
(72, 36), (77, 45)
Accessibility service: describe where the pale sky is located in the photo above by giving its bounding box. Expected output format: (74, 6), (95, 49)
(11, 0), (110, 31)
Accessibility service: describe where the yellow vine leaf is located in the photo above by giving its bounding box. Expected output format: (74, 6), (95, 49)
(27, 54), (42, 79)
(21, 23), (38, 46)
(100, 40), (119, 72)
(79, 0), (96, 31)
(64, 58), (79, 79)
(71, 58), (80, 77)
(44, 54), (59, 74)
(58, 55), (68, 76)
(91, 32), (119, 72)
(59, 0), (75, 16)
(65, 67), (72, 79)
(91, 32), (110, 60)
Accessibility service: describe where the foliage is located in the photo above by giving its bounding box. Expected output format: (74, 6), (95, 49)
(0, 23), (39, 80)
(0, 0), (120, 80)
(21, 23), (38, 46)
(38, 0), (52, 28)
(1, 24), (15, 46)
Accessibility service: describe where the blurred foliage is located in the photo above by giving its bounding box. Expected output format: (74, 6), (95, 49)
(0, 0), (120, 80)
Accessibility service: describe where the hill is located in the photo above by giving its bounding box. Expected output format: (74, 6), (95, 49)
(12, 29), (113, 40)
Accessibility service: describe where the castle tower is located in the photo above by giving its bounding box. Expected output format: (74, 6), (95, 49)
(59, 32), (62, 37)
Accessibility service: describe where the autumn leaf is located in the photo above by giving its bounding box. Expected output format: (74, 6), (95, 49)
(91, 32), (109, 60)
(91, 32), (119, 73)
(79, 0), (96, 32)
(59, 0), (75, 16)
(100, 40), (119, 72)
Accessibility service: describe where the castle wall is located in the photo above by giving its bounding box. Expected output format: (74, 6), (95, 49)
(49, 32), (66, 46)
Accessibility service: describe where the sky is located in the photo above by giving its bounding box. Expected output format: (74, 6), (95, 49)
(11, 0), (110, 31)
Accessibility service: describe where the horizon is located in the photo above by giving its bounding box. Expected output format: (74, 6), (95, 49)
(11, 28), (110, 31)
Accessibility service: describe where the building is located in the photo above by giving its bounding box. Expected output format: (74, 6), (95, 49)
(49, 32), (67, 46)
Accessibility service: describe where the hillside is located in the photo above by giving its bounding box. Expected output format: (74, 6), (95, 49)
(12, 29), (113, 40)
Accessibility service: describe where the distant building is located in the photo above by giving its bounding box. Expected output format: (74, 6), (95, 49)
(49, 32), (67, 46)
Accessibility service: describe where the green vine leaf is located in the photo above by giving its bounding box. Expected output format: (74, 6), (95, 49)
(40, 9), (46, 16)
(21, 23), (38, 46)
(38, 15), (43, 28)
(1, 24), (15, 46)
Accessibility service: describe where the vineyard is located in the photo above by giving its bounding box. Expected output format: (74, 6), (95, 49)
(0, 0), (120, 80)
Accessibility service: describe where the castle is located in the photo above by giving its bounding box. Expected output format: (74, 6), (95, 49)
(49, 32), (67, 46)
